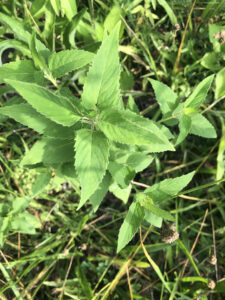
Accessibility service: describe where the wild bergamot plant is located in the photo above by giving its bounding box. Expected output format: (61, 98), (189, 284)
(0, 23), (217, 251)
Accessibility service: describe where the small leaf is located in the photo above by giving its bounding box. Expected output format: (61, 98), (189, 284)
(0, 103), (74, 139)
(149, 78), (177, 115)
(90, 173), (112, 212)
(11, 198), (31, 215)
(82, 23), (122, 110)
(109, 182), (132, 204)
(216, 123), (225, 180)
(117, 202), (145, 253)
(11, 211), (40, 234)
(144, 171), (195, 204)
(32, 171), (52, 197)
(75, 129), (109, 209)
(5, 79), (81, 126)
(50, 0), (60, 15)
(60, 0), (77, 21)
(184, 75), (214, 109)
(48, 50), (95, 78)
(157, 0), (178, 25)
(201, 52), (220, 71)
(175, 114), (192, 146)
(189, 114), (217, 138)
(98, 108), (175, 152)
(215, 67), (225, 100)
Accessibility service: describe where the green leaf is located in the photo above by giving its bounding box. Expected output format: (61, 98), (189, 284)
(217, 123), (225, 180)
(117, 202), (145, 253)
(0, 104), (75, 139)
(0, 60), (44, 84)
(48, 50), (95, 78)
(104, 5), (122, 33)
(126, 95), (139, 114)
(137, 193), (175, 222)
(201, 52), (220, 71)
(175, 114), (192, 146)
(60, 0), (77, 21)
(189, 114), (217, 138)
(11, 211), (40, 234)
(82, 23), (122, 110)
(109, 182), (132, 204)
(184, 75), (214, 109)
(50, 0), (60, 15)
(98, 109), (175, 152)
(90, 172), (112, 212)
(144, 210), (162, 228)
(32, 171), (52, 197)
(21, 138), (74, 166)
(215, 67), (225, 100)
(157, 0), (178, 25)
(108, 162), (135, 189)
(75, 129), (109, 209)
(11, 197), (31, 215)
(144, 171), (195, 204)
(5, 79), (81, 126)
(0, 40), (31, 65)
(0, 12), (50, 59)
(149, 79), (177, 115)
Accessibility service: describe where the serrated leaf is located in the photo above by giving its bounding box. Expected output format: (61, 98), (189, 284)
(90, 172), (112, 212)
(0, 60), (44, 84)
(144, 171), (195, 204)
(149, 78), (177, 115)
(215, 67), (225, 100)
(75, 129), (109, 209)
(48, 50), (95, 78)
(32, 171), (52, 197)
(82, 23), (122, 110)
(175, 114), (192, 146)
(5, 79), (81, 126)
(184, 75), (214, 109)
(98, 108), (175, 152)
(21, 138), (74, 166)
(0, 103), (74, 139)
(117, 202), (145, 253)
(189, 113), (217, 138)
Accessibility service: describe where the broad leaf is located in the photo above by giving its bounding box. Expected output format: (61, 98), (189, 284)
(0, 60), (44, 84)
(75, 129), (109, 209)
(98, 109), (175, 151)
(5, 79), (81, 126)
(21, 138), (74, 166)
(117, 202), (145, 253)
(184, 75), (214, 109)
(175, 114), (192, 146)
(48, 50), (95, 78)
(11, 211), (40, 234)
(0, 103), (74, 139)
(215, 67), (225, 100)
(144, 171), (195, 204)
(149, 79), (177, 115)
(90, 172), (112, 212)
(189, 114), (217, 138)
(82, 24), (122, 110)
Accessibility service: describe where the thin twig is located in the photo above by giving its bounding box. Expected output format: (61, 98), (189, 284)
(126, 266), (133, 300)
(59, 255), (75, 300)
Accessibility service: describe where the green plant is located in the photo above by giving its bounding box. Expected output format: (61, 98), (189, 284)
(0, 20), (218, 252)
